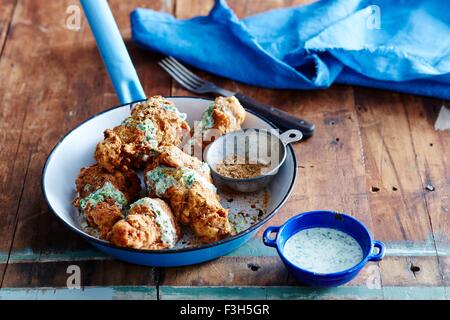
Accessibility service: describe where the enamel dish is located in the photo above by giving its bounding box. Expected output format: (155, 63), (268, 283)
(41, 0), (298, 267)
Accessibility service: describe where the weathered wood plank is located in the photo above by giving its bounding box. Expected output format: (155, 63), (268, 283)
(353, 88), (447, 291)
(159, 285), (383, 300)
(0, 0), (17, 57)
(175, 0), (313, 19)
(1, 284), (444, 300)
(381, 256), (443, 287)
(0, 0), (173, 288)
(0, 286), (157, 300)
(2, 260), (156, 288)
(354, 89), (437, 242)
(406, 97), (450, 200)
(162, 257), (288, 286)
(159, 285), (447, 300)
(404, 96), (450, 280)
(439, 256), (450, 286)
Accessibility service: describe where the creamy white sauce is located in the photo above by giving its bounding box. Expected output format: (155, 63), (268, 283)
(130, 197), (177, 247)
(283, 227), (364, 274)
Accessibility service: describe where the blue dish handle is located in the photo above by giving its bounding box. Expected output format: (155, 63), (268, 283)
(263, 226), (280, 247)
(80, 0), (146, 104)
(369, 240), (386, 261)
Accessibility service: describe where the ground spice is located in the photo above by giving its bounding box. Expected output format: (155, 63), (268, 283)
(215, 154), (269, 179)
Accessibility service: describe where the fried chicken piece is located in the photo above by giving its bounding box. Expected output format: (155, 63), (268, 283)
(109, 212), (159, 249)
(95, 125), (149, 173)
(130, 96), (190, 147)
(74, 164), (140, 200)
(145, 149), (231, 243)
(185, 96), (246, 155)
(96, 96), (190, 172)
(82, 199), (124, 239)
(151, 145), (210, 176)
(73, 164), (140, 239)
(210, 96), (246, 134)
(183, 183), (230, 242)
(108, 198), (180, 250)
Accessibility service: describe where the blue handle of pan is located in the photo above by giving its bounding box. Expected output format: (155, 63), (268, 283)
(80, 0), (146, 104)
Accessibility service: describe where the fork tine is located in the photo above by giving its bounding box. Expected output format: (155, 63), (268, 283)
(159, 60), (201, 88)
(163, 58), (203, 86)
(158, 61), (199, 91)
(166, 56), (206, 84)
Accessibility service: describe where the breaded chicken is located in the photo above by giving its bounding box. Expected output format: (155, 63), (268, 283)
(108, 198), (180, 250)
(210, 96), (246, 134)
(185, 96), (246, 155)
(130, 96), (190, 146)
(73, 164), (140, 239)
(145, 149), (231, 243)
(95, 125), (149, 173)
(96, 96), (190, 172)
(81, 199), (124, 239)
(183, 183), (230, 242)
(152, 145), (210, 176)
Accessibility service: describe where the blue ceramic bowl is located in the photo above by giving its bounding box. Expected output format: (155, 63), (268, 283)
(263, 211), (385, 287)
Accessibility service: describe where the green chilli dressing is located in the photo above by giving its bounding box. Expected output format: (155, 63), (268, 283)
(283, 227), (364, 274)
(122, 117), (158, 149)
(146, 166), (178, 197)
(79, 182), (127, 212)
(198, 101), (236, 130)
(186, 104), (215, 147)
(199, 104), (215, 129)
(160, 103), (187, 121)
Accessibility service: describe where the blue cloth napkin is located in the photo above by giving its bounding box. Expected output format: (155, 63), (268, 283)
(131, 0), (450, 100)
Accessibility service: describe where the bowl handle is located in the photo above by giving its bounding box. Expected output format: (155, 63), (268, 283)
(280, 129), (303, 145)
(263, 226), (280, 247)
(369, 240), (386, 261)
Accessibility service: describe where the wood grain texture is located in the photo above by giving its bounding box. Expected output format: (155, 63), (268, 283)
(175, 0), (314, 18)
(353, 88), (449, 289)
(2, 260), (156, 288)
(163, 257), (289, 286)
(404, 97), (450, 245)
(0, 0), (448, 300)
(380, 256), (443, 287)
(354, 89), (434, 242)
(0, 0), (17, 54)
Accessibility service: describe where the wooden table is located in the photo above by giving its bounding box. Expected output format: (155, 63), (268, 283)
(0, 0), (448, 300)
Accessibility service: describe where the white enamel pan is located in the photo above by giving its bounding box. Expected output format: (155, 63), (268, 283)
(41, 0), (298, 266)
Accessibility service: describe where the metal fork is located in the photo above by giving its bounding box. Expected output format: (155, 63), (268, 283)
(158, 56), (315, 138)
